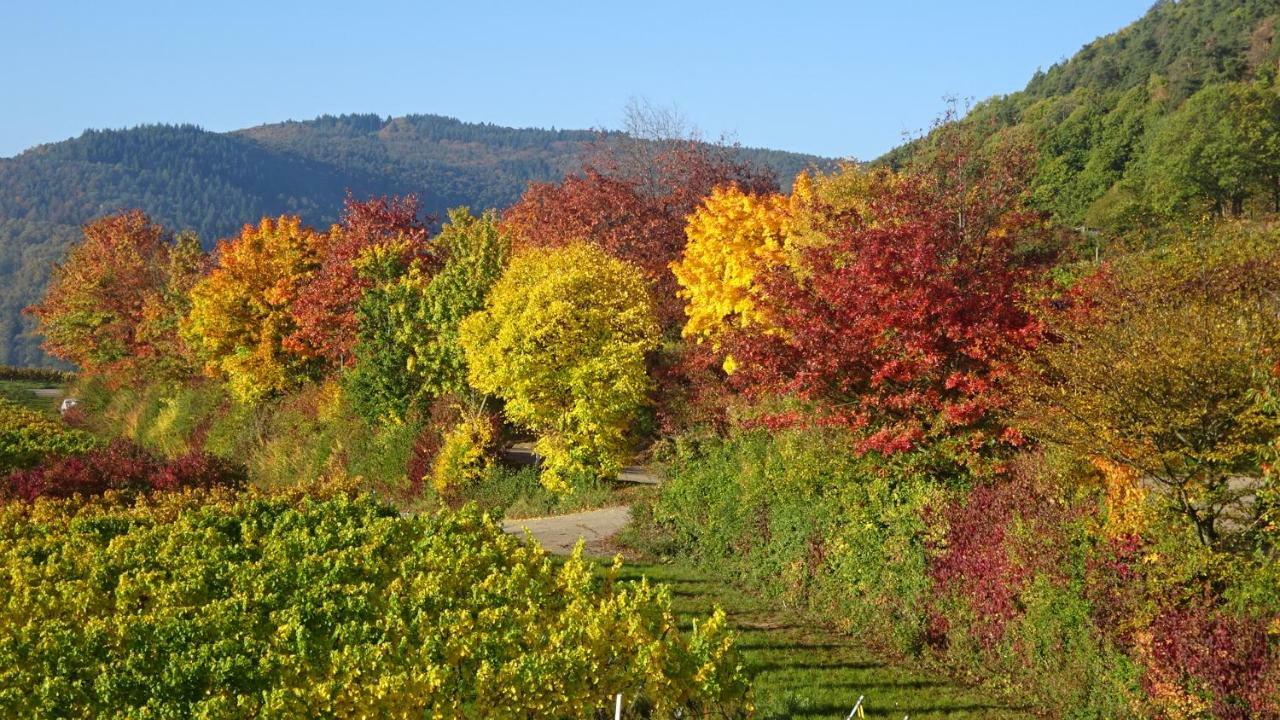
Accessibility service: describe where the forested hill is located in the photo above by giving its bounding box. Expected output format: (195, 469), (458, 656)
(0, 114), (830, 366)
(885, 0), (1280, 230)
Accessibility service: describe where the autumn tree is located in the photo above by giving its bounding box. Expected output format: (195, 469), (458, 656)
(347, 208), (510, 421)
(458, 244), (659, 492)
(1017, 226), (1280, 548)
(182, 216), (325, 402)
(725, 136), (1048, 456)
(286, 195), (430, 368)
(504, 106), (776, 331)
(672, 185), (794, 356)
(29, 211), (204, 383)
(135, 231), (209, 379)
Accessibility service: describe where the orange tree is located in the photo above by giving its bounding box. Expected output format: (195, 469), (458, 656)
(29, 211), (204, 383)
(182, 216), (325, 402)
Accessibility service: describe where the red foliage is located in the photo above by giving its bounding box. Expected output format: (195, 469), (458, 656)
(286, 194), (431, 367)
(929, 481), (1036, 648)
(728, 161), (1047, 454)
(3, 440), (244, 501)
(1144, 601), (1280, 720)
(1083, 533), (1147, 644)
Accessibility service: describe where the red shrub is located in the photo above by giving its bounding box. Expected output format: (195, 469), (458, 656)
(927, 471), (1078, 649)
(1143, 602), (1280, 720)
(1083, 533), (1147, 645)
(3, 440), (244, 501)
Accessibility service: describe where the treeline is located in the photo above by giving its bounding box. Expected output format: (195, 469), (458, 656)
(0, 114), (830, 366)
(24, 99), (1280, 714)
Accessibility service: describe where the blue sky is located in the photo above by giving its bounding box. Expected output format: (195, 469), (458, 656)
(1, 1), (1153, 160)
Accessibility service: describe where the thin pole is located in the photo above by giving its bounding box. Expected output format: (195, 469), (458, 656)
(614, 693), (622, 720)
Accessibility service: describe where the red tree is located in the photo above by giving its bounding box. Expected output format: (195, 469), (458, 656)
(729, 137), (1048, 455)
(286, 194), (431, 367)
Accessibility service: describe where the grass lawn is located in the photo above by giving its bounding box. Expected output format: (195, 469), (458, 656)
(0, 379), (64, 413)
(613, 561), (1033, 720)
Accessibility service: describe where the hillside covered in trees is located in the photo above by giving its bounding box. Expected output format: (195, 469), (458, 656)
(0, 113), (829, 366)
(886, 0), (1280, 232)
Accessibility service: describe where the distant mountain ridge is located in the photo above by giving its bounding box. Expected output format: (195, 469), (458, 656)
(0, 113), (832, 366)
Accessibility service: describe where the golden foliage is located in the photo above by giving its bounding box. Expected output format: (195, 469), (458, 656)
(182, 216), (325, 402)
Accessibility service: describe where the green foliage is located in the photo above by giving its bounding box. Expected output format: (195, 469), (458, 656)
(0, 491), (749, 718)
(1143, 81), (1280, 216)
(347, 208), (510, 421)
(459, 243), (660, 493)
(643, 430), (943, 652)
(0, 397), (97, 472)
(636, 430), (1153, 717)
(888, 2), (1280, 233)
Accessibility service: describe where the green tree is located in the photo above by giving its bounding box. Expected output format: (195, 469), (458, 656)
(347, 208), (510, 421)
(459, 243), (659, 493)
(1143, 82), (1280, 216)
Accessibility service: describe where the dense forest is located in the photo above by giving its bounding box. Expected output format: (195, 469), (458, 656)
(0, 114), (829, 366)
(885, 0), (1280, 230)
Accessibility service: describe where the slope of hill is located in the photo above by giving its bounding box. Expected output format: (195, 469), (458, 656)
(0, 114), (831, 366)
(885, 0), (1280, 230)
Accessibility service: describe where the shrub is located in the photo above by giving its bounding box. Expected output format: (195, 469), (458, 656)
(431, 409), (496, 494)
(1138, 603), (1280, 719)
(2, 439), (243, 501)
(0, 398), (98, 472)
(0, 492), (749, 718)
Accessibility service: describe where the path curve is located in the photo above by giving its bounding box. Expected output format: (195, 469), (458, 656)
(502, 505), (632, 555)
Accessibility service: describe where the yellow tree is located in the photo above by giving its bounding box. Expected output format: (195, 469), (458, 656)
(671, 186), (793, 357)
(459, 243), (659, 492)
(182, 216), (325, 402)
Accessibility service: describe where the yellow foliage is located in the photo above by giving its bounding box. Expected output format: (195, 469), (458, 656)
(0, 492), (750, 717)
(181, 216), (324, 402)
(459, 243), (659, 493)
(431, 411), (494, 493)
(672, 185), (794, 345)
(1090, 457), (1151, 538)
(673, 167), (900, 351)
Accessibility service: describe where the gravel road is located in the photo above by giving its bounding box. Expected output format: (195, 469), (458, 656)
(502, 505), (632, 555)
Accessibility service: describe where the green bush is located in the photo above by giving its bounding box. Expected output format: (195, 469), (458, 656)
(0, 490), (749, 718)
(641, 429), (940, 653)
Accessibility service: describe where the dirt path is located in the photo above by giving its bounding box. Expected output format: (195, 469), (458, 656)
(502, 505), (632, 555)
